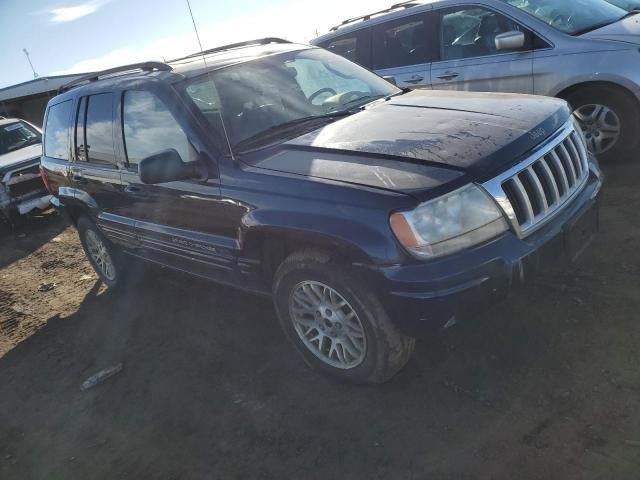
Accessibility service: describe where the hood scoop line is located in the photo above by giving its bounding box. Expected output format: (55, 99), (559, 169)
(284, 144), (467, 173)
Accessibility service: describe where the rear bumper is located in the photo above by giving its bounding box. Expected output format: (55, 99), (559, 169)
(358, 171), (602, 337)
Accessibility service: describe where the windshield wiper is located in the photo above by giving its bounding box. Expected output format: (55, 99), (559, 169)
(235, 110), (355, 152)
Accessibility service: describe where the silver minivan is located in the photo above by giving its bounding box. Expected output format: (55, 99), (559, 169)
(312, 0), (640, 162)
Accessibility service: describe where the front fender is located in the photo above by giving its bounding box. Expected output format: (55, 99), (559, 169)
(241, 208), (405, 265)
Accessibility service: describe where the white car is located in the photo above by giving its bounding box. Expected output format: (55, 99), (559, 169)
(0, 118), (51, 225)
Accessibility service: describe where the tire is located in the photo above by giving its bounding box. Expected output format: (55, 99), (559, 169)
(566, 86), (639, 163)
(273, 249), (415, 384)
(77, 216), (123, 289)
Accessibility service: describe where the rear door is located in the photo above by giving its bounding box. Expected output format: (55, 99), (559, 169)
(430, 5), (534, 93)
(116, 87), (234, 283)
(72, 92), (136, 248)
(371, 12), (435, 89)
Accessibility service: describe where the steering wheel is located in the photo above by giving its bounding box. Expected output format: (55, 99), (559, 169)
(309, 87), (337, 104)
(549, 11), (573, 29)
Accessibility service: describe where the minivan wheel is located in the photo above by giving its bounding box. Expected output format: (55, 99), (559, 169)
(273, 250), (415, 384)
(78, 217), (122, 289)
(566, 86), (639, 163)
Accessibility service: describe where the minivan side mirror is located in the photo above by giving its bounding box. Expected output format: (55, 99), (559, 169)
(495, 31), (526, 51)
(383, 75), (397, 86)
(139, 149), (208, 185)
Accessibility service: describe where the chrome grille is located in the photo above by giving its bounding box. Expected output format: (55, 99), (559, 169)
(482, 121), (590, 238)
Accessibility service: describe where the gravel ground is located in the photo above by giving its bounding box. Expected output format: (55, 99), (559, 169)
(0, 163), (639, 479)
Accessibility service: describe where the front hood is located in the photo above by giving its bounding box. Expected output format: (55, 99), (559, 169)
(249, 90), (570, 199)
(0, 144), (42, 173)
(581, 14), (640, 44)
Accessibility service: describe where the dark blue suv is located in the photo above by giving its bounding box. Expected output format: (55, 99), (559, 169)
(40, 38), (602, 384)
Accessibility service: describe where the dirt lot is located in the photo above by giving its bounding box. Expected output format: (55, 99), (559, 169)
(1, 163), (639, 479)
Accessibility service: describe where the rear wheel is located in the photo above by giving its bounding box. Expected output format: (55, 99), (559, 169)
(566, 86), (639, 163)
(78, 217), (122, 289)
(273, 250), (415, 384)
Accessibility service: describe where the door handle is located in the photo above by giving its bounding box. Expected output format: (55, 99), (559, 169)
(124, 186), (143, 194)
(437, 71), (460, 81)
(405, 76), (424, 85)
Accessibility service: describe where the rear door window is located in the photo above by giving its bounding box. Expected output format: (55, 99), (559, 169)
(85, 93), (116, 166)
(44, 100), (72, 160)
(372, 15), (430, 70)
(74, 97), (87, 161)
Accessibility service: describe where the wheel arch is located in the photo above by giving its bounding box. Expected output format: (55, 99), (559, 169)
(556, 81), (640, 111)
(241, 226), (377, 286)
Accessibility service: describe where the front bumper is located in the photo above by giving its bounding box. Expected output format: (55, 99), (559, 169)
(358, 171), (602, 337)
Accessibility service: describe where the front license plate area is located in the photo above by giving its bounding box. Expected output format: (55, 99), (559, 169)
(565, 206), (598, 263)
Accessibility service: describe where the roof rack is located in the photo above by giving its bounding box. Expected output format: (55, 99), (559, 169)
(169, 37), (291, 63)
(329, 1), (422, 31)
(58, 61), (172, 93)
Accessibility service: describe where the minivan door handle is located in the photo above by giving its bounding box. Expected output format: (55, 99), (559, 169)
(437, 71), (460, 81)
(405, 76), (425, 85)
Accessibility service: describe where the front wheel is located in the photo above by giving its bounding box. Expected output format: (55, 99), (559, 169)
(273, 250), (415, 384)
(78, 217), (123, 289)
(567, 86), (639, 163)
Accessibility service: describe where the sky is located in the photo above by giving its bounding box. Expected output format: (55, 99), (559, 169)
(0, 0), (393, 89)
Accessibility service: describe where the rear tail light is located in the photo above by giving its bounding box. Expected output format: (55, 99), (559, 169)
(40, 166), (53, 194)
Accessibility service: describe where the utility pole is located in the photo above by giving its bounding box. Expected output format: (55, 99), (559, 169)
(22, 48), (39, 79)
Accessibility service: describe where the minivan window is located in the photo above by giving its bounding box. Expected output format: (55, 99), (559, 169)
(441, 7), (530, 60)
(324, 36), (359, 63)
(123, 90), (191, 166)
(0, 121), (41, 155)
(372, 16), (429, 70)
(502, 0), (626, 35)
(85, 93), (116, 166)
(44, 100), (72, 160)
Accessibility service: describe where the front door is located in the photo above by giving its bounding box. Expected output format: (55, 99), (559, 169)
(371, 12), (434, 89)
(430, 6), (534, 94)
(116, 88), (234, 284)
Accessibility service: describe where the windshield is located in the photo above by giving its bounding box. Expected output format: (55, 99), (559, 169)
(606, 0), (640, 11)
(502, 0), (626, 34)
(182, 48), (399, 151)
(0, 121), (41, 155)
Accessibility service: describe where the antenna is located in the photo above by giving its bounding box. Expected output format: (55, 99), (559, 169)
(184, 0), (236, 161)
(22, 48), (39, 79)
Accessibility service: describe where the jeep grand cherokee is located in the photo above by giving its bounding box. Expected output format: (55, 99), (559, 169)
(40, 38), (602, 384)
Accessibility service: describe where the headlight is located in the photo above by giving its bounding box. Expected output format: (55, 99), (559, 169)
(390, 184), (509, 258)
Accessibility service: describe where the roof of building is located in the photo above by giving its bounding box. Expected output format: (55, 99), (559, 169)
(0, 73), (95, 103)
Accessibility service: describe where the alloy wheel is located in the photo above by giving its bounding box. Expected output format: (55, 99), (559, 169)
(289, 281), (367, 369)
(85, 230), (116, 281)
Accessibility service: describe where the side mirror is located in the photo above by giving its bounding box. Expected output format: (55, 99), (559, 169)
(383, 75), (397, 86)
(139, 149), (208, 185)
(495, 31), (526, 51)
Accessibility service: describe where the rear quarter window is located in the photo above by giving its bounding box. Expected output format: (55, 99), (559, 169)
(44, 100), (73, 160)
